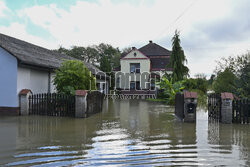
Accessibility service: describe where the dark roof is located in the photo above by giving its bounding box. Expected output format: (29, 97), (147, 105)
(121, 52), (127, 58)
(139, 41), (171, 56)
(0, 33), (108, 79)
(0, 33), (75, 69)
(150, 58), (170, 69)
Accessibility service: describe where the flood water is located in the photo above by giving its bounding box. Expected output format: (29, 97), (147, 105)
(0, 100), (250, 166)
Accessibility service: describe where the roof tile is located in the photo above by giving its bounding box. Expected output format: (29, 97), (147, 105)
(139, 42), (171, 56)
(221, 92), (234, 100)
(184, 91), (198, 99)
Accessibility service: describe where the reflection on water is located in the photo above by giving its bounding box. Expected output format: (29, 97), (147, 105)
(0, 100), (250, 166)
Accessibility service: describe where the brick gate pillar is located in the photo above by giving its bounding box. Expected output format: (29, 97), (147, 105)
(221, 92), (234, 124)
(19, 89), (32, 115)
(75, 90), (87, 118)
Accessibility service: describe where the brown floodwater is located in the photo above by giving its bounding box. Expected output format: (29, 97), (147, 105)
(0, 99), (250, 166)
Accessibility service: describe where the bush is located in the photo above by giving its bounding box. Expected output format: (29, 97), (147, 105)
(184, 78), (208, 94)
(212, 68), (236, 94)
(157, 76), (185, 105)
(53, 60), (96, 95)
(213, 52), (250, 98)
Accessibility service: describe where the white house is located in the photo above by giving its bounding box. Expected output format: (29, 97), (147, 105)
(114, 41), (172, 94)
(0, 33), (109, 115)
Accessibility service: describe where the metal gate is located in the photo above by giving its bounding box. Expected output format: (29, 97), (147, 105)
(208, 93), (221, 121)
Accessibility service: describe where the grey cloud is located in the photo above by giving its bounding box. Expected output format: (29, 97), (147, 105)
(187, 0), (250, 45)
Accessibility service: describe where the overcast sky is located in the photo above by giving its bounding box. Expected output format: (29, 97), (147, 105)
(0, 0), (250, 77)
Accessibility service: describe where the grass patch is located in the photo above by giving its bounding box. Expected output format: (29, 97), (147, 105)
(146, 98), (167, 102)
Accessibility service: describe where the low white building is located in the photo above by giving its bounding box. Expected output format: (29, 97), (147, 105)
(0, 33), (109, 115)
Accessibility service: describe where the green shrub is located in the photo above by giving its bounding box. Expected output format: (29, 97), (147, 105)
(53, 60), (96, 95)
(212, 68), (236, 94)
(184, 78), (208, 94)
(157, 76), (185, 105)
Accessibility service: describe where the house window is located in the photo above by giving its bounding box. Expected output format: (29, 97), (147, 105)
(130, 81), (135, 90)
(116, 77), (120, 88)
(150, 81), (155, 90)
(130, 63), (140, 73)
(136, 81), (140, 90)
(130, 81), (140, 90)
(96, 83), (100, 90)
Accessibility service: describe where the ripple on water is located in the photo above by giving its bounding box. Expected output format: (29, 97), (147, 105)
(2, 101), (250, 167)
(6, 135), (246, 166)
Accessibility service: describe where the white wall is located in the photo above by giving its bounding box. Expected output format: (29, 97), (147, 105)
(119, 49), (150, 89)
(121, 50), (150, 74)
(0, 47), (18, 107)
(17, 67), (50, 94)
(50, 72), (57, 93)
(96, 78), (109, 94)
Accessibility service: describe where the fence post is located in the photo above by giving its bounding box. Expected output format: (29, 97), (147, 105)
(75, 90), (88, 118)
(221, 92), (233, 124)
(19, 89), (32, 115)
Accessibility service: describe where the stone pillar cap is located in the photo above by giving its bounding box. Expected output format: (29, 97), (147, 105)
(75, 90), (88, 96)
(19, 89), (32, 95)
(221, 92), (234, 100)
(184, 91), (197, 99)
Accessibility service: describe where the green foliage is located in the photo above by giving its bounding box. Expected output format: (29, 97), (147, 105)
(214, 52), (250, 77)
(158, 76), (185, 105)
(208, 74), (216, 86)
(121, 47), (132, 55)
(55, 43), (122, 93)
(112, 52), (121, 69)
(238, 63), (250, 98)
(146, 98), (167, 102)
(184, 75), (208, 94)
(100, 56), (111, 72)
(53, 60), (96, 95)
(55, 43), (121, 71)
(169, 30), (189, 82)
(188, 89), (207, 107)
(98, 43), (121, 72)
(213, 52), (250, 97)
(212, 68), (236, 94)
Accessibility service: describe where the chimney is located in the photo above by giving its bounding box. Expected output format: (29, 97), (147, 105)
(132, 47), (136, 50)
(149, 40), (153, 43)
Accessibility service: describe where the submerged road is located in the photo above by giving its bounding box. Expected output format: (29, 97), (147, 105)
(0, 99), (250, 166)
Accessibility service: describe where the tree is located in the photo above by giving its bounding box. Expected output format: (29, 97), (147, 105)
(56, 46), (69, 55)
(238, 63), (250, 98)
(111, 52), (121, 69)
(68, 46), (85, 60)
(213, 52), (250, 97)
(194, 73), (207, 79)
(54, 43), (121, 70)
(100, 56), (111, 73)
(214, 52), (250, 77)
(97, 43), (120, 72)
(208, 74), (216, 86)
(212, 68), (236, 94)
(184, 77), (208, 94)
(83, 46), (100, 64)
(53, 60), (96, 95)
(169, 30), (189, 82)
(121, 47), (132, 55)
